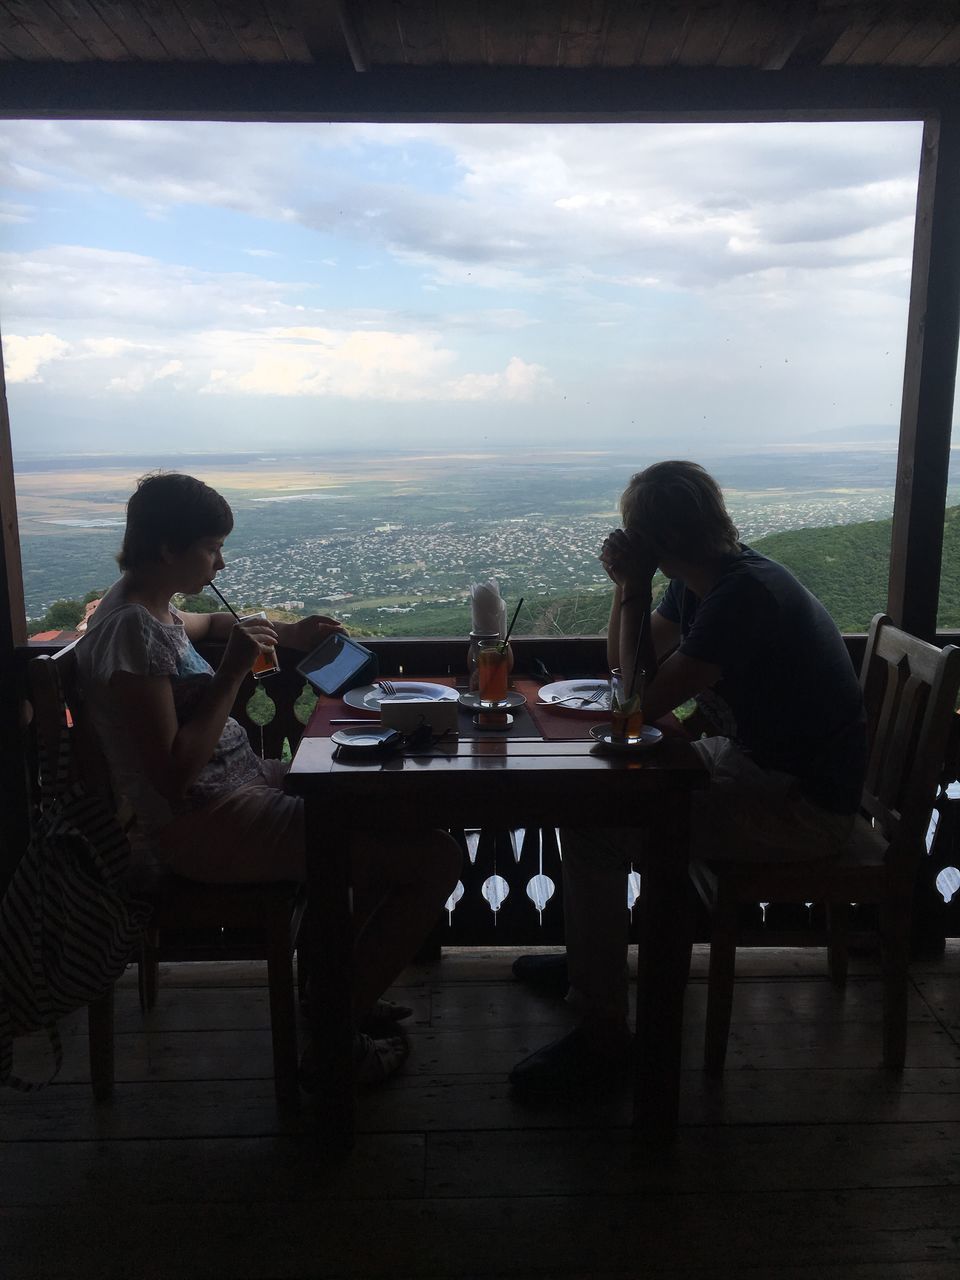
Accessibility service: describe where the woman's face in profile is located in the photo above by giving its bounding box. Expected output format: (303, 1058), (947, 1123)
(165, 535), (226, 594)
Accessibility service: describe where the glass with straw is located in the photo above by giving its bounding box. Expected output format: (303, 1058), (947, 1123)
(475, 597), (523, 730)
(610, 613), (647, 742)
(477, 596), (523, 706)
(208, 582), (279, 679)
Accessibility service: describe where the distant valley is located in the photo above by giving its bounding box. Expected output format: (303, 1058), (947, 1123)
(14, 447), (959, 635)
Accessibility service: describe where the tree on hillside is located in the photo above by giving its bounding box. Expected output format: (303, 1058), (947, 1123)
(177, 593), (224, 614)
(40, 599), (86, 631)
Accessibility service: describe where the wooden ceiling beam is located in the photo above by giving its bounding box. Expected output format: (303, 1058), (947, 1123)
(0, 62), (957, 122)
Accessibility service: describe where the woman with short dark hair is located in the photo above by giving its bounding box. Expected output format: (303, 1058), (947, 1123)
(78, 472), (460, 1085)
(117, 472), (234, 571)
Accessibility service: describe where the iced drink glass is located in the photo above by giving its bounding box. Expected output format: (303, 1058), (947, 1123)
(610, 667), (644, 741)
(477, 645), (510, 705)
(242, 611), (280, 679)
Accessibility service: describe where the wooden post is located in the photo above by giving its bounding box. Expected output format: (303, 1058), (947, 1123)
(888, 112), (960, 641)
(0, 332), (30, 888)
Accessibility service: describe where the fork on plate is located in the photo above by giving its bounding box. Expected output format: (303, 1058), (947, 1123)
(378, 679), (399, 697)
(549, 688), (608, 707)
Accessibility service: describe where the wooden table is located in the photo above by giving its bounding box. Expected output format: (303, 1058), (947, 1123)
(286, 701), (707, 1147)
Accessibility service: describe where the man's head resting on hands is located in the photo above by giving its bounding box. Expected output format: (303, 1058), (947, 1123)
(620, 460), (741, 569)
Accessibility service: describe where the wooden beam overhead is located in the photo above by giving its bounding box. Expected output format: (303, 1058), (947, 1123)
(336, 0), (370, 72)
(887, 111), (960, 641)
(0, 62), (958, 122)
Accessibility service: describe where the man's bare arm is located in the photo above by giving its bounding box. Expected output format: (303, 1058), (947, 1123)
(642, 649), (722, 724)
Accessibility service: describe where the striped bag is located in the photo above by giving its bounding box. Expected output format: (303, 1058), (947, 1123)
(0, 666), (151, 1090)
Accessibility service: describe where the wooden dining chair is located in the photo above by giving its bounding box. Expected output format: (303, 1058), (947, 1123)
(26, 645), (306, 1105)
(689, 613), (960, 1076)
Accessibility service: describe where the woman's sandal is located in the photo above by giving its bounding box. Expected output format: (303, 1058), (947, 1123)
(299, 1029), (410, 1092)
(354, 1031), (409, 1086)
(358, 997), (414, 1033)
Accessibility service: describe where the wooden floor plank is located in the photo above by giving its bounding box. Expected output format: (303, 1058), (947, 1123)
(913, 974), (960, 1035)
(424, 1122), (960, 1198)
(0, 1080), (303, 1142)
(1, 1134), (425, 1207)
(54, 987), (433, 1036)
(4, 1065), (959, 1142)
(4, 1187), (960, 1280)
(4, 946), (960, 1279)
(432, 977), (936, 1026)
(359, 1066), (960, 1134)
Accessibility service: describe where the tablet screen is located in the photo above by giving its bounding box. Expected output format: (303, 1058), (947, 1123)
(297, 633), (374, 696)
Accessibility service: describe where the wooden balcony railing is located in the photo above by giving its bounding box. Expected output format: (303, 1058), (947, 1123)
(218, 640), (960, 951)
(10, 633), (959, 948)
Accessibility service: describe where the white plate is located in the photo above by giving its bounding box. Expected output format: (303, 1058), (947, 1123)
(589, 723), (663, 752)
(458, 690), (527, 711)
(331, 726), (403, 750)
(538, 678), (611, 714)
(343, 681), (461, 711)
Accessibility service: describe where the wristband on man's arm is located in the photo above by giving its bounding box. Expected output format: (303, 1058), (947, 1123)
(620, 593), (652, 609)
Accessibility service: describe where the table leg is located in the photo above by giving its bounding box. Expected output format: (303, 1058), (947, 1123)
(304, 805), (356, 1148)
(632, 797), (694, 1144)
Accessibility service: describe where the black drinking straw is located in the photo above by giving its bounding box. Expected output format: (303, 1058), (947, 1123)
(628, 610), (647, 700)
(207, 580), (243, 624)
(500, 596), (524, 651)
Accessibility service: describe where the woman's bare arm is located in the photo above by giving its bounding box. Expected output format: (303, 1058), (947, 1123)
(110, 625), (262, 800)
(179, 609), (241, 644)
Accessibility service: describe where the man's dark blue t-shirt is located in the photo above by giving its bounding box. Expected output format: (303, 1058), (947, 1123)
(657, 547), (866, 814)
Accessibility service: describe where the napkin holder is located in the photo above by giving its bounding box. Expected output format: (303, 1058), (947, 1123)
(380, 698), (459, 737)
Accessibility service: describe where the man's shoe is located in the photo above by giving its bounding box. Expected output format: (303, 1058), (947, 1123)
(509, 1026), (632, 1097)
(511, 953), (569, 996)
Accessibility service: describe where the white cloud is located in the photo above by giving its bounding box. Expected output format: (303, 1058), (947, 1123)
(3, 332), (70, 383)
(0, 245), (310, 330)
(449, 356), (548, 401)
(0, 118), (934, 452)
(0, 201), (31, 224)
(0, 120), (923, 297)
(198, 327), (546, 401)
(81, 336), (160, 357)
(108, 358), (184, 393)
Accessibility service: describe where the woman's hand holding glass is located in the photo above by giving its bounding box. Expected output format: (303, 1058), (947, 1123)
(222, 615), (279, 681)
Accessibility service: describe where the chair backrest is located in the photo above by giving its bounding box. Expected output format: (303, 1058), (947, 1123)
(27, 643), (116, 809)
(859, 614), (960, 891)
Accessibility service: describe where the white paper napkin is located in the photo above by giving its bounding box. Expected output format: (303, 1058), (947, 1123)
(470, 579), (507, 638)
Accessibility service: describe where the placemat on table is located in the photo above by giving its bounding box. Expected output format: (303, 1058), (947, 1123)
(305, 675), (595, 741)
(514, 678), (604, 741)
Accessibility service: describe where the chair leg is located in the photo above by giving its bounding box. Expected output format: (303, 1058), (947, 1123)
(704, 902), (738, 1077)
(88, 987), (115, 1101)
(266, 919), (301, 1107)
(826, 901), (850, 988)
(295, 903), (313, 1012)
(880, 900), (909, 1070)
(138, 927), (160, 1013)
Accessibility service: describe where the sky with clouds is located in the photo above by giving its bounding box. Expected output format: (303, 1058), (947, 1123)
(0, 117), (948, 457)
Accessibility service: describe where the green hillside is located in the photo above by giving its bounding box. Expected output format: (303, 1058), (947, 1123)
(755, 504), (959, 631)
(524, 504), (960, 636)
